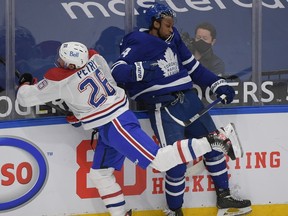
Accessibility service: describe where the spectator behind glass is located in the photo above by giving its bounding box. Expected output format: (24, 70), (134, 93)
(182, 22), (225, 77)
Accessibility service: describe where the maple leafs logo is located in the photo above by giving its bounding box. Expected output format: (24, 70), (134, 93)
(157, 48), (179, 77)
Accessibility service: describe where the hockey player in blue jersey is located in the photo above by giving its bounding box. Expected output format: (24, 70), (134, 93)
(111, 3), (251, 216)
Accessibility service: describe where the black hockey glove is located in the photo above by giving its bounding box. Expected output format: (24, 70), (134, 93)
(210, 79), (235, 104)
(131, 61), (161, 82)
(18, 73), (36, 86)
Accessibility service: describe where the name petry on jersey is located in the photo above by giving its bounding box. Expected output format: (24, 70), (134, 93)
(17, 50), (128, 130)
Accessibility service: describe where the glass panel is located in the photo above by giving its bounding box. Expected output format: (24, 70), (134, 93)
(261, 1), (288, 105)
(1, 0), (126, 120)
(1, 1), (287, 122)
(0, 0), (7, 119)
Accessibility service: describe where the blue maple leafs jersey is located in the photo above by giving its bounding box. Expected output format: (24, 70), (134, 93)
(111, 27), (220, 102)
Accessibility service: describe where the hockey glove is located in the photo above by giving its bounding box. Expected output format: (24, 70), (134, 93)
(210, 79), (235, 104)
(18, 73), (37, 86)
(66, 114), (82, 127)
(132, 61), (160, 82)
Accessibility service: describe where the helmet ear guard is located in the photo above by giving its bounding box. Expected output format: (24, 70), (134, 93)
(58, 41), (89, 69)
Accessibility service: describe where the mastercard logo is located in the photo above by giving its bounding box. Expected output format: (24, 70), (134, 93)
(0, 137), (48, 211)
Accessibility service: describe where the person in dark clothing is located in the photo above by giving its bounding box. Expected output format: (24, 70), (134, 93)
(182, 22), (225, 76)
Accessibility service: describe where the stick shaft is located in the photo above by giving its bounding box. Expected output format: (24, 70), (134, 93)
(184, 94), (226, 126)
(0, 56), (21, 78)
(165, 94), (226, 127)
(45, 102), (73, 115)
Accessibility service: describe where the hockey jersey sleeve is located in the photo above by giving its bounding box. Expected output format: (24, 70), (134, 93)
(111, 31), (165, 84)
(17, 78), (61, 107)
(111, 61), (132, 83)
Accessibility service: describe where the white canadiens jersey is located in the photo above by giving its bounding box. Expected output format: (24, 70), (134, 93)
(17, 50), (129, 130)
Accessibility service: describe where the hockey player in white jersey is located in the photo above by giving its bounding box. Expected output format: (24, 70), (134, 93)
(111, 3), (251, 216)
(17, 41), (244, 216)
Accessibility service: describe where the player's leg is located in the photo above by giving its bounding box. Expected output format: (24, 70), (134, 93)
(106, 110), (229, 171)
(147, 90), (217, 215)
(89, 168), (127, 216)
(148, 89), (247, 215)
(148, 104), (187, 215)
(96, 110), (186, 215)
(89, 168), (133, 216)
(149, 123), (241, 214)
(186, 108), (231, 192)
(187, 121), (251, 210)
(185, 94), (251, 211)
(96, 109), (247, 215)
(105, 110), (159, 169)
(89, 135), (128, 216)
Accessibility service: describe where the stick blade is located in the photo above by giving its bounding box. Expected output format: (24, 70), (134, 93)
(217, 207), (252, 216)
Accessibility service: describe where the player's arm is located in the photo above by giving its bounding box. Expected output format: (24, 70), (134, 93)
(111, 58), (159, 83)
(174, 29), (235, 104)
(17, 76), (60, 107)
(190, 64), (235, 104)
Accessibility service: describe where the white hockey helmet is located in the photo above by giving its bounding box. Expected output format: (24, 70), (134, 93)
(58, 41), (88, 69)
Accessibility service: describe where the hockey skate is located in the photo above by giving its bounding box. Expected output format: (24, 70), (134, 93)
(163, 208), (183, 216)
(216, 189), (252, 216)
(125, 209), (132, 216)
(207, 123), (243, 160)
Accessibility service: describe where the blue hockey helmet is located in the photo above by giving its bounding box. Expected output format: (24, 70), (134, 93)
(145, 3), (176, 27)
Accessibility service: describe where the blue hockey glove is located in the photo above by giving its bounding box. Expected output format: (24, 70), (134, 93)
(66, 114), (82, 127)
(132, 61), (161, 82)
(18, 73), (37, 86)
(210, 79), (235, 104)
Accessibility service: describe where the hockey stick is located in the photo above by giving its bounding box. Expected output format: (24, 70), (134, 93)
(0, 56), (72, 116)
(0, 56), (21, 77)
(217, 206), (252, 216)
(164, 94), (226, 127)
(40, 101), (72, 116)
(0, 57), (7, 93)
